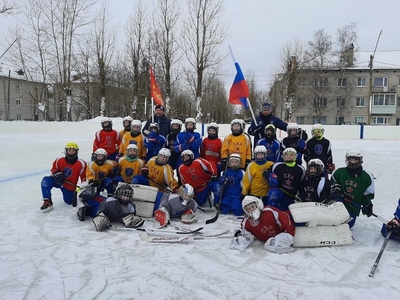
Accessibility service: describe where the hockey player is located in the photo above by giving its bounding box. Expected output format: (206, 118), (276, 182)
(165, 119), (183, 170)
(381, 198), (400, 240)
(91, 183), (144, 232)
(331, 149), (374, 228)
(214, 153), (245, 216)
(40, 142), (87, 212)
(154, 184), (199, 228)
(174, 117), (202, 161)
(178, 150), (219, 206)
(256, 124), (281, 163)
(247, 102), (288, 148)
(304, 124), (335, 173)
(200, 122), (222, 172)
(113, 144), (145, 185)
(230, 196), (295, 253)
(144, 122), (166, 162)
(221, 119), (252, 170)
(120, 116), (133, 137)
(133, 148), (178, 192)
(86, 148), (118, 196)
(268, 148), (306, 211)
(93, 117), (122, 161)
(241, 145), (274, 205)
(280, 123), (307, 165)
(118, 119), (146, 160)
(299, 158), (331, 203)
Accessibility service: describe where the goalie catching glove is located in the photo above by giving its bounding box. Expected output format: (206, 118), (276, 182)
(264, 232), (295, 254)
(229, 229), (254, 252)
(122, 214), (144, 228)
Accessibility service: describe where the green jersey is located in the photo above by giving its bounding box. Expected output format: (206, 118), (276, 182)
(331, 167), (374, 217)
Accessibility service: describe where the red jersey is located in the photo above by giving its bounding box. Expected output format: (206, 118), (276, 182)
(242, 206), (295, 242)
(93, 129), (122, 156)
(178, 158), (217, 193)
(51, 157), (87, 191)
(200, 137), (222, 170)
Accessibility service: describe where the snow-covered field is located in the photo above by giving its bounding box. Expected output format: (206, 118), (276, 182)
(0, 127), (399, 300)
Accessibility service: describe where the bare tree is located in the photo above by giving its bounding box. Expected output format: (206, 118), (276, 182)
(181, 0), (227, 121)
(0, 0), (18, 14)
(152, 0), (182, 114)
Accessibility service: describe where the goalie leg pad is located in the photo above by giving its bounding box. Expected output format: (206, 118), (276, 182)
(293, 223), (353, 247)
(289, 202), (350, 227)
(122, 214), (145, 228)
(92, 212), (111, 232)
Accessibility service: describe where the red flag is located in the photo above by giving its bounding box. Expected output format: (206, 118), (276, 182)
(150, 66), (164, 106)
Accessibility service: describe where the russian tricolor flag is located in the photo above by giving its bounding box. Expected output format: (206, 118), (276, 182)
(228, 62), (249, 109)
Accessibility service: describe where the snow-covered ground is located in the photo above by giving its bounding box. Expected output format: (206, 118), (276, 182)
(0, 127), (399, 300)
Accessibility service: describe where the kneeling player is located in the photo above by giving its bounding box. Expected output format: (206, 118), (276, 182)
(381, 198), (400, 241)
(230, 195), (295, 253)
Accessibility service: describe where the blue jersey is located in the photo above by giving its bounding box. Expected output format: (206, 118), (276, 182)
(257, 138), (281, 162)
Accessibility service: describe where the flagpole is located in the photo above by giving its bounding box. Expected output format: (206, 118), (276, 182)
(228, 45), (257, 125)
(151, 98), (154, 123)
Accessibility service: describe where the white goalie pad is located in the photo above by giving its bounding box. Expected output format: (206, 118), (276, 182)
(130, 184), (159, 218)
(293, 223), (353, 247)
(289, 202), (350, 227)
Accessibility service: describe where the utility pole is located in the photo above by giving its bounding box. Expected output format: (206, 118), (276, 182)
(368, 30), (383, 125)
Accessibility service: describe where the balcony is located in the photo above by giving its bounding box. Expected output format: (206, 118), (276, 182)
(371, 105), (397, 114)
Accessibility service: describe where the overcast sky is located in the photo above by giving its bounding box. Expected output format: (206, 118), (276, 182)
(1, 0), (400, 90)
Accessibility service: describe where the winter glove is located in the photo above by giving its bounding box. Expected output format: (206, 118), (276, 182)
(147, 132), (158, 143)
(184, 132), (195, 144)
(88, 179), (100, 187)
(296, 139), (306, 150)
(362, 203), (373, 217)
(268, 173), (278, 189)
(326, 163), (335, 174)
(386, 218), (400, 235)
(53, 171), (65, 185)
(221, 158), (227, 171)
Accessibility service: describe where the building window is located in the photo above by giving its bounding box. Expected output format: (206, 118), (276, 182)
(372, 116), (389, 125)
(356, 97), (365, 107)
(314, 77), (328, 87)
(15, 85), (20, 92)
(337, 97), (346, 107)
(312, 117), (326, 124)
(396, 118), (400, 126)
(296, 117), (305, 124)
(16, 114), (22, 120)
(373, 94), (396, 106)
(355, 116), (364, 124)
(16, 99), (21, 107)
(398, 98), (400, 107)
(338, 77), (347, 87)
(314, 98), (327, 107)
(357, 77), (366, 87)
(296, 98), (305, 107)
(297, 77), (308, 87)
(373, 77), (388, 87)
(336, 117), (344, 125)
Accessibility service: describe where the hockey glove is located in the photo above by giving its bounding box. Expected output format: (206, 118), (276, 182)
(122, 214), (144, 228)
(88, 179), (100, 187)
(386, 218), (400, 235)
(221, 158), (227, 171)
(92, 212), (111, 232)
(141, 167), (149, 178)
(262, 169), (271, 180)
(230, 231), (254, 252)
(184, 132), (195, 144)
(326, 163), (335, 174)
(296, 139), (306, 151)
(264, 233), (295, 254)
(245, 159), (251, 170)
(147, 132), (158, 143)
(211, 175), (219, 181)
(53, 171), (65, 185)
(361, 203), (373, 217)
(219, 175), (227, 185)
(268, 173), (279, 189)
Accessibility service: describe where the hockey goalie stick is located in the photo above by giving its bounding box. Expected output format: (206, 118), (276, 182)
(369, 231), (392, 277)
(139, 231), (237, 243)
(137, 227), (204, 235)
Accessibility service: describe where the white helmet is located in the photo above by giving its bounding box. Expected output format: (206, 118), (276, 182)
(307, 158), (324, 177)
(94, 148), (107, 165)
(228, 153), (242, 170)
(181, 150), (194, 165)
(94, 148), (107, 156)
(230, 119), (243, 135)
(286, 123), (298, 138)
(122, 116), (133, 131)
(254, 145), (267, 162)
(185, 118), (196, 130)
(311, 124), (325, 138)
(123, 116), (133, 122)
(345, 149), (363, 169)
(282, 147), (297, 162)
(101, 117), (112, 130)
(178, 184), (194, 204)
(127, 144), (138, 150)
(158, 148), (171, 157)
(242, 195), (264, 220)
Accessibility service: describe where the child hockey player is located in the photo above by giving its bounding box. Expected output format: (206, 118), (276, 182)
(200, 122), (222, 172)
(304, 124), (335, 173)
(93, 117), (122, 161)
(120, 116), (133, 137)
(118, 119), (146, 161)
(230, 195), (295, 253)
(144, 123), (166, 161)
(154, 184), (198, 228)
(256, 124), (281, 163)
(280, 122), (307, 165)
(165, 119), (183, 170)
(299, 158), (331, 202)
(381, 198), (400, 240)
(40, 142), (87, 212)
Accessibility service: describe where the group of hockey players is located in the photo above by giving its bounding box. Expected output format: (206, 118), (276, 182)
(39, 102), (400, 253)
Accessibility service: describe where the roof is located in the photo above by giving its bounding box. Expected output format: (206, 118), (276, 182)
(353, 50), (400, 70)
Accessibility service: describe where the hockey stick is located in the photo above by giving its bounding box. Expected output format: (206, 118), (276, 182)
(147, 176), (173, 193)
(369, 231), (392, 277)
(278, 187), (302, 203)
(343, 198), (388, 224)
(205, 159), (229, 225)
(65, 180), (80, 207)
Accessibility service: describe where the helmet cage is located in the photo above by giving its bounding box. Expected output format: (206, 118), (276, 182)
(228, 155), (242, 170)
(308, 159), (324, 177)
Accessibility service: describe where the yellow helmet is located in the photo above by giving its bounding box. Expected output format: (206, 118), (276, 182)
(65, 142), (79, 150)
